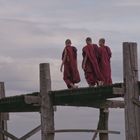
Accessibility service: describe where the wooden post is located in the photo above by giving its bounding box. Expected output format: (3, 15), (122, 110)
(92, 108), (109, 140)
(123, 42), (140, 140)
(99, 108), (109, 140)
(0, 82), (9, 140)
(40, 63), (54, 140)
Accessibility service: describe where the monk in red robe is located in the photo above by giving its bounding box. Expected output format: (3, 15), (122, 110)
(82, 37), (104, 86)
(98, 38), (112, 85)
(60, 39), (80, 89)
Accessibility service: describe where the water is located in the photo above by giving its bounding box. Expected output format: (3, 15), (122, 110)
(8, 107), (125, 140)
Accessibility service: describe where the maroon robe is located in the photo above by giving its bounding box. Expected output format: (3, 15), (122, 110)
(82, 44), (104, 86)
(98, 46), (112, 85)
(62, 46), (80, 88)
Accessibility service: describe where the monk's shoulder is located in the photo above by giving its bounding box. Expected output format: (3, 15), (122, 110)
(82, 45), (87, 51)
(105, 46), (110, 49)
(93, 44), (99, 52)
(105, 45), (111, 49)
(71, 46), (77, 52)
(64, 46), (68, 51)
(72, 46), (77, 50)
(105, 46), (111, 52)
(93, 44), (99, 48)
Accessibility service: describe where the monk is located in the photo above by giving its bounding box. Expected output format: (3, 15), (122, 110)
(60, 39), (80, 89)
(82, 37), (104, 87)
(98, 38), (112, 85)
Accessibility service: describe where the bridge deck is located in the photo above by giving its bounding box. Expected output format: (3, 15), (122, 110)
(0, 82), (139, 112)
(50, 83), (123, 107)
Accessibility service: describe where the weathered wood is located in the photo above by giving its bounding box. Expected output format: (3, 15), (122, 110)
(89, 100), (124, 109)
(113, 87), (123, 95)
(51, 83), (123, 104)
(92, 108), (110, 140)
(24, 96), (41, 105)
(123, 42), (140, 140)
(53, 99), (124, 109)
(40, 63), (54, 140)
(0, 82), (9, 140)
(19, 125), (41, 140)
(47, 129), (120, 134)
(92, 119), (100, 140)
(0, 127), (19, 140)
(98, 108), (109, 140)
(104, 100), (124, 108)
(0, 81), (140, 112)
(132, 98), (140, 107)
(0, 89), (125, 113)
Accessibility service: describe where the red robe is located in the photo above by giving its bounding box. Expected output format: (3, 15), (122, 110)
(82, 44), (104, 86)
(62, 46), (80, 88)
(98, 46), (112, 85)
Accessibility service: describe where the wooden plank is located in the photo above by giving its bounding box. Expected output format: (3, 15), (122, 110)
(123, 42), (140, 140)
(0, 95), (124, 112)
(0, 99), (124, 113)
(86, 100), (125, 108)
(50, 83), (123, 104)
(19, 125), (41, 140)
(51, 86), (123, 108)
(47, 129), (120, 134)
(1, 81), (140, 113)
(40, 63), (54, 140)
(53, 99), (124, 109)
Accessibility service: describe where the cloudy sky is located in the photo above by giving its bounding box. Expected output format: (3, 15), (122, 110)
(0, 0), (140, 140)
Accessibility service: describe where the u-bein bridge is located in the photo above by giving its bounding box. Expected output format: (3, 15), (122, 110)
(0, 42), (139, 140)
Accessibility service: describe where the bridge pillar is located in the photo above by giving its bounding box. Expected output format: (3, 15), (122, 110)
(40, 63), (54, 140)
(123, 42), (140, 140)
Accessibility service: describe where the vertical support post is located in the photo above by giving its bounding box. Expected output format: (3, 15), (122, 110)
(40, 63), (54, 140)
(92, 108), (109, 140)
(0, 82), (9, 140)
(123, 42), (140, 140)
(99, 108), (109, 140)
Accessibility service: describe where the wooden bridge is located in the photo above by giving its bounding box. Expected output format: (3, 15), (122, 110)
(0, 42), (139, 140)
(0, 83), (124, 112)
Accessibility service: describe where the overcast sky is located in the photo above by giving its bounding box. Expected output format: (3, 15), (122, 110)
(0, 0), (140, 140)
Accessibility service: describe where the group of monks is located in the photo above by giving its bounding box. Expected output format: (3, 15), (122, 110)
(60, 37), (112, 89)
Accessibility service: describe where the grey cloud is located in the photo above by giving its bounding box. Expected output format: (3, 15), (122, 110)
(116, 0), (140, 7)
(1, 0), (140, 29)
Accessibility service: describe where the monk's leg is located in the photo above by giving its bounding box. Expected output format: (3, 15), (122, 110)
(85, 72), (96, 86)
(63, 64), (72, 88)
(63, 74), (73, 89)
(63, 65), (79, 89)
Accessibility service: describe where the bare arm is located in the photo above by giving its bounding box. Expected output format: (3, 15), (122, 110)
(60, 49), (67, 72)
